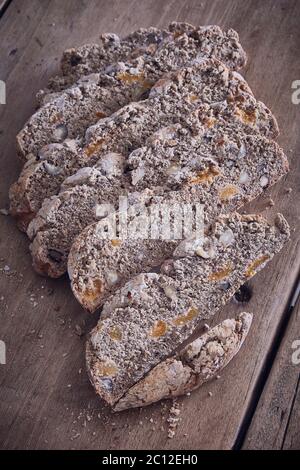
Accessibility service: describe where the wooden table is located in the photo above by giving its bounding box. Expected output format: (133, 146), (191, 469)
(0, 0), (299, 450)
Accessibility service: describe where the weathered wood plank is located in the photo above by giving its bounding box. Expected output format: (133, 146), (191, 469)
(0, 0), (52, 83)
(0, 0), (299, 450)
(243, 288), (300, 450)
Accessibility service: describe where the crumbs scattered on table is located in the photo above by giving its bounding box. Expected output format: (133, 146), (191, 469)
(167, 400), (181, 439)
(75, 324), (84, 336)
(266, 197), (274, 207)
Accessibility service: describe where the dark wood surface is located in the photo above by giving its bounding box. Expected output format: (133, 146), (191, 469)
(0, 0), (299, 450)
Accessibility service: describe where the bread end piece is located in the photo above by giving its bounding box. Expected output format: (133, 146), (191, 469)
(113, 312), (253, 411)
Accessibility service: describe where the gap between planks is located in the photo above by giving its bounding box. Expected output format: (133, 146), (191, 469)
(241, 276), (300, 449)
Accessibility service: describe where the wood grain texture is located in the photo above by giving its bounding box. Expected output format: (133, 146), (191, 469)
(243, 291), (300, 450)
(0, 0), (299, 450)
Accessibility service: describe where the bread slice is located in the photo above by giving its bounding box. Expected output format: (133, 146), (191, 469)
(111, 312), (252, 411)
(67, 127), (288, 309)
(85, 213), (289, 406)
(18, 24), (247, 159)
(10, 59), (278, 231)
(40, 23), (246, 102)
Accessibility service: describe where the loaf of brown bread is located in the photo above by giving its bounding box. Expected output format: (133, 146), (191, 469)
(85, 213), (289, 406)
(112, 312), (252, 411)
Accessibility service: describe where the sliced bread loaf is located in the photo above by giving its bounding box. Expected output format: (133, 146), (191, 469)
(85, 213), (289, 406)
(39, 25), (174, 100)
(112, 312), (252, 411)
(27, 103), (287, 280)
(10, 59), (278, 230)
(29, 117), (287, 280)
(67, 126), (288, 309)
(41, 23), (246, 100)
(18, 24), (247, 159)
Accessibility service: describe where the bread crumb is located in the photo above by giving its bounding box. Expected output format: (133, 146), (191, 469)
(266, 198), (274, 207)
(75, 324), (84, 336)
(167, 400), (181, 439)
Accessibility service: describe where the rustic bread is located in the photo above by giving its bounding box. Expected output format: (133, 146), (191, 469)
(67, 125), (288, 310)
(28, 111), (286, 279)
(10, 59), (278, 230)
(85, 213), (289, 406)
(29, 115), (287, 280)
(41, 22), (246, 101)
(18, 23), (247, 159)
(112, 312), (252, 411)
(18, 59), (151, 158)
(38, 25), (174, 101)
